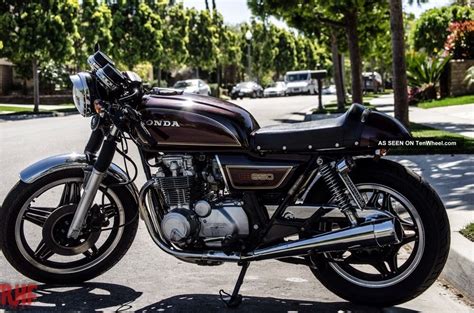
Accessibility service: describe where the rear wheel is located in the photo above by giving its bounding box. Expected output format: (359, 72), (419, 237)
(0, 168), (138, 284)
(307, 158), (450, 306)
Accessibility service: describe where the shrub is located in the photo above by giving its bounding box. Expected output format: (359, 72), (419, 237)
(406, 51), (451, 101)
(444, 20), (474, 59)
(464, 66), (474, 87)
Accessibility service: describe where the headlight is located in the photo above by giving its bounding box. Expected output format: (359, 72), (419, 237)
(70, 72), (95, 117)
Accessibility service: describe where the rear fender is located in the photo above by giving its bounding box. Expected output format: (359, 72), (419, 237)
(360, 109), (412, 147)
(19, 153), (139, 204)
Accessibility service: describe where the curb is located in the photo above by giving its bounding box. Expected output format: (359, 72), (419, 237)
(304, 112), (343, 121)
(0, 110), (78, 122)
(440, 232), (474, 302)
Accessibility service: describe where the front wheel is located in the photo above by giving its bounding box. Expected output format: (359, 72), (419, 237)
(307, 158), (450, 306)
(0, 168), (138, 284)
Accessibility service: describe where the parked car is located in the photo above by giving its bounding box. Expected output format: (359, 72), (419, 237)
(284, 70), (317, 95)
(362, 72), (383, 93)
(322, 84), (337, 95)
(230, 81), (263, 99)
(264, 81), (287, 97)
(173, 79), (211, 95)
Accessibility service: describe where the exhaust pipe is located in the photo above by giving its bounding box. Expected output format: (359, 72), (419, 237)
(243, 218), (402, 261)
(139, 182), (402, 263)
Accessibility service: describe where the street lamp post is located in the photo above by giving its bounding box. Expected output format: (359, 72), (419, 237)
(245, 30), (252, 81)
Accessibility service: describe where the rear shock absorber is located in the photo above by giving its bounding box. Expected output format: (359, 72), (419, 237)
(319, 160), (359, 226)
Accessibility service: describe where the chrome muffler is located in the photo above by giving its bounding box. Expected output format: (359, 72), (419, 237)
(138, 182), (402, 263)
(243, 218), (402, 261)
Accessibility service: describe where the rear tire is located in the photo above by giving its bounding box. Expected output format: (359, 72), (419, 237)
(0, 168), (139, 284)
(307, 158), (450, 306)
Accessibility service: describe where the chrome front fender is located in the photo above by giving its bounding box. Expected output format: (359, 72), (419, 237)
(19, 153), (139, 204)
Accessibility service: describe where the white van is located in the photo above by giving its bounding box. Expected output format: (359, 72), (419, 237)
(284, 70), (317, 95)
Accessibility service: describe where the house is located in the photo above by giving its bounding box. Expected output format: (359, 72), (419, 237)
(0, 58), (13, 95)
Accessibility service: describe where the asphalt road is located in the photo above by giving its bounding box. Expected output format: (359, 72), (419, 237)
(0, 95), (470, 312)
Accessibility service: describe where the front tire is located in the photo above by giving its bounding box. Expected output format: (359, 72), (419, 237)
(0, 168), (139, 284)
(307, 158), (450, 306)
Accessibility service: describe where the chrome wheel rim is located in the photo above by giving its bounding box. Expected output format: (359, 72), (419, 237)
(326, 183), (425, 288)
(15, 177), (125, 274)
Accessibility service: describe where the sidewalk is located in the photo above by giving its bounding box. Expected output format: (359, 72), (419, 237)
(388, 155), (473, 301)
(306, 97), (474, 301)
(367, 92), (474, 301)
(370, 94), (474, 138)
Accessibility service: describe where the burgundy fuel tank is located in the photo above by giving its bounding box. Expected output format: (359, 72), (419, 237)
(137, 93), (259, 151)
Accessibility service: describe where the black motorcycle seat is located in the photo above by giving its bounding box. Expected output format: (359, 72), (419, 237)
(251, 103), (367, 152)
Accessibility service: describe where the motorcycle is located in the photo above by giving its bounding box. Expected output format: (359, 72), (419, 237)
(0, 49), (450, 308)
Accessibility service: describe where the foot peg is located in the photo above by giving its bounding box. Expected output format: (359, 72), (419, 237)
(219, 261), (249, 308)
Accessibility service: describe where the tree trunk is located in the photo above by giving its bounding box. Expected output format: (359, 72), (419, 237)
(345, 10), (363, 105)
(32, 58), (40, 113)
(338, 54), (346, 100)
(216, 63), (221, 97)
(156, 64), (162, 87)
(331, 29), (345, 110)
(389, 0), (409, 127)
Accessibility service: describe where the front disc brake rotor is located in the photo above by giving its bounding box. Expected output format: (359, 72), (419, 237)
(42, 204), (100, 256)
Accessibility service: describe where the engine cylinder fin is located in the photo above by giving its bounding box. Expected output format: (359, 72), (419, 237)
(154, 176), (193, 209)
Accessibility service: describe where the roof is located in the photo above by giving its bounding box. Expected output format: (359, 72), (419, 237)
(0, 58), (13, 66)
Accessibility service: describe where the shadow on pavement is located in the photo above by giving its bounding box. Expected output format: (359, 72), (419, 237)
(0, 283), (142, 311)
(414, 121), (474, 136)
(0, 284), (419, 312)
(392, 155), (474, 213)
(135, 294), (417, 313)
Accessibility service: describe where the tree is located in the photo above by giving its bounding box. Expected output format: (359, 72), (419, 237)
(411, 5), (473, 56)
(0, 1), (78, 112)
(110, 1), (163, 70)
(73, 0), (113, 71)
(273, 28), (297, 79)
(158, 2), (190, 85)
(213, 12), (242, 93)
(186, 8), (218, 77)
(390, 0), (409, 127)
(247, 21), (279, 84)
(359, 5), (392, 90)
(248, 0), (386, 107)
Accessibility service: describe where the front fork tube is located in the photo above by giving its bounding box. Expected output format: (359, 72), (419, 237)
(67, 126), (118, 239)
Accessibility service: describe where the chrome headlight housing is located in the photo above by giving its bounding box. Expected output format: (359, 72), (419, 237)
(70, 72), (95, 117)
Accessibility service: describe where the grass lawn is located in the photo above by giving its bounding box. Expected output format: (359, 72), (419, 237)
(460, 223), (474, 242)
(417, 95), (474, 109)
(0, 105), (43, 113)
(0, 104), (75, 115)
(390, 122), (474, 154)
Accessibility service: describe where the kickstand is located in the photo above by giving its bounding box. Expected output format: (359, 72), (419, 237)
(219, 261), (250, 308)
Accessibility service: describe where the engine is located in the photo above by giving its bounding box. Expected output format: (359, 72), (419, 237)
(152, 155), (249, 248)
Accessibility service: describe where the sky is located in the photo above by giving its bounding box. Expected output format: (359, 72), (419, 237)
(181, 0), (455, 26)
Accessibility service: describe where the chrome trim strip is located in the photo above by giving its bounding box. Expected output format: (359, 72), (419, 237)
(156, 141), (241, 147)
(225, 165), (293, 190)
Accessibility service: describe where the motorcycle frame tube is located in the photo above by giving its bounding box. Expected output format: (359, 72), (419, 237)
(137, 178), (400, 263)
